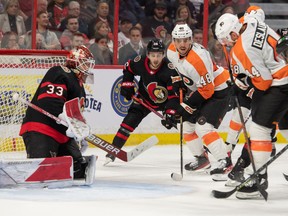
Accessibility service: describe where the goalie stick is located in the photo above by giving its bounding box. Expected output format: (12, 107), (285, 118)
(212, 143), (288, 199)
(13, 93), (158, 162)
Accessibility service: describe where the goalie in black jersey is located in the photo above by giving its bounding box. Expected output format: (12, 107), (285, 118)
(105, 39), (180, 165)
(20, 45), (96, 184)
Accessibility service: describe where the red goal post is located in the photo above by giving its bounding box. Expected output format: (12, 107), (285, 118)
(0, 50), (69, 155)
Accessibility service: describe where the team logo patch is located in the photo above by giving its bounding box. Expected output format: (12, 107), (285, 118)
(111, 76), (139, 117)
(168, 63), (175, 69)
(61, 66), (71, 73)
(134, 55), (141, 62)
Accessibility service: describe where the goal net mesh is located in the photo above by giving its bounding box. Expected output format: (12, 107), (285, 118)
(0, 50), (68, 155)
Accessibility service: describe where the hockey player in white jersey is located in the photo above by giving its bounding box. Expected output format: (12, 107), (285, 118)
(215, 12), (288, 199)
(167, 24), (232, 178)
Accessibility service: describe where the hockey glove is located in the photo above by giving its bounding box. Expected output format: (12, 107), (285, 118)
(231, 74), (251, 96)
(171, 75), (187, 96)
(78, 139), (89, 153)
(120, 81), (135, 100)
(161, 109), (179, 130)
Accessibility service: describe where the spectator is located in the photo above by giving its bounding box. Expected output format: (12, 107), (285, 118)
(118, 17), (133, 51)
(118, 26), (145, 65)
(24, 0), (48, 31)
(172, 0), (197, 22)
(76, 0), (96, 24)
(89, 33), (113, 65)
(139, 2), (173, 44)
(109, 0), (145, 26)
(153, 25), (172, 49)
(88, 0), (113, 39)
(90, 20), (113, 53)
(143, 0), (173, 22)
(0, 0), (26, 36)
(47, 0), (68, 32)
(1, 31), (19, 49)
(175, 5), (197, 30)
(59, 15), (89, 50)
(24, 10), (61, 50)
(208, 38), (228, 69)
(222, 0), (250, 15)
(59, 1), (88, 36)
(193, 28), (203, 44)
(71, 32), (85, 50)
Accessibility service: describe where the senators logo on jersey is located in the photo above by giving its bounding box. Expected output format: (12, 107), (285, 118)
(146, 82), (168, 103)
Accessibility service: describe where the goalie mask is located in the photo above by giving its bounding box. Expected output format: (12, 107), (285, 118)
(67, 45), (95, 76)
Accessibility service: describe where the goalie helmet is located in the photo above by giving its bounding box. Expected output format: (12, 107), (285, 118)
(66, 45), (95, 75)
(215, 13), (242, 45)
(147, 39), (165, 53)
(172, 24), (192, 39)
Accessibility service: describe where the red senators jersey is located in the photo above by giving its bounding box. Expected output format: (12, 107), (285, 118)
(230, 16), (288, 91)
(20, 66), (86, 144)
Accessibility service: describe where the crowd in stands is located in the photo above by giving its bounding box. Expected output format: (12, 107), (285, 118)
(0, 0), (284, 66)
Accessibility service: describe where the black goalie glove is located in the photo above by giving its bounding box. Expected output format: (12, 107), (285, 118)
(120, 81), (135, 100)
(161, 109), (179, 130)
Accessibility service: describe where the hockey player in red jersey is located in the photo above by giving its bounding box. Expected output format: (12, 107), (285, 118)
(215, 13), (288, 199)
(105, 39), (180, 165)
(166, 23), (232, 179)
(20, 45), (96, 183)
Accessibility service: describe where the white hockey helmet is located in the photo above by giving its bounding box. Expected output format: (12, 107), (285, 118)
(172, 24), (192, 39)
(215, 13), (242, 45)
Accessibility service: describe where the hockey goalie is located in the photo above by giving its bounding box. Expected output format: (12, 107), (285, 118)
(0, 46), (97, 188)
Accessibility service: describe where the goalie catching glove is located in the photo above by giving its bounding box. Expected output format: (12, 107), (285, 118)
(161, 109), (180, 130)
(121, 81), (135, 100)
(58, 110), (90, 142)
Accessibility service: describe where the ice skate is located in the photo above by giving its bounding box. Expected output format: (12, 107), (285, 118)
(103, 153), (116, 166)
(236, 172), (268, 200)
(184, 152), (211, 172)
(225, 157), (246, 187)
(210, 157), (233, 181)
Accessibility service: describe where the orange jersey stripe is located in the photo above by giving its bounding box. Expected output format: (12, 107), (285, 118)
(251, 140), (272, 152)
(202, 131), (221, 146)
(214, 68), (230, 87)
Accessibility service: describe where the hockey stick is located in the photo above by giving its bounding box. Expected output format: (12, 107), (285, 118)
(171, 89), (184, 181)
(132, 95), (177, 129)
(283, 173), (288, 181)
(12, 93), (158, 162)
(212, 143), (288, 198)
(222, 46), (268, 200)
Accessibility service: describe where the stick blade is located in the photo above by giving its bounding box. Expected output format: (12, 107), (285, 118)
(211, 188), (236, 199)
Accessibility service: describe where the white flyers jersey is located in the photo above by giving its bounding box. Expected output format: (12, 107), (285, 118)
(230, 16), (288, 91)
(167, 42), (215, 99)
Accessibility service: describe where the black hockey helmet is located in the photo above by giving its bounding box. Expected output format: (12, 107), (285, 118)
(147, 39), (165, 53)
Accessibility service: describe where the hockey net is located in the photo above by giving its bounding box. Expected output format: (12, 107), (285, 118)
(0, 50), (69, 156)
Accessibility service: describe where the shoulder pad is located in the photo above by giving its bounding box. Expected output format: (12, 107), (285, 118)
(61, 65), (71, 73)
(133, 55), (141, 62)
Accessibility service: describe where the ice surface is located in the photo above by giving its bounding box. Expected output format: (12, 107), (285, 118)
(1, 144), (288, 216)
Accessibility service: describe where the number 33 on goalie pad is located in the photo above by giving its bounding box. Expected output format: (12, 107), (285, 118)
(0, 156), (74, 188)
(59, 98), (90, 141)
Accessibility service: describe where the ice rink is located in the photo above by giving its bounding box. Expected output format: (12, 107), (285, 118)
(1, 143), (288, 216)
